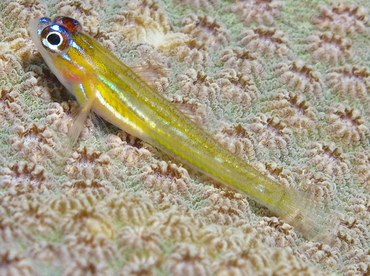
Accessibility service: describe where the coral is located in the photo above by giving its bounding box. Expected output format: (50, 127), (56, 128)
(45, 102), (80, 135)
(180, 14), (229, 48)
(163, 243), (211, 276)
(64, 233), (118, 262)
(53, 0), (102, 36)
(111, 0), (188, 50)
(0, 249), (34, 276)
(172, 40), (209, 67)
(326, 65), (370, 102)
(0, 86), (26, 125)
(105, 193), (155, 226)
(219, 47), (264, 76)
(215, 68), (260, 109)
(307, 32), (353, 65)
(213, 251), (254, 275)
(170, 95), (208, 125)
(0, 51), (25, 85)
(341, 250), (370, 276)
(120, 254), (161, 276)
(0, 161), (52, 191)
(177, 69), (218, 112)
(61, 256), (112, 275)
(10, 123), (59, 163)
(173, 0), (216, 9)
(143, 161), (194, 196)
(326, 103), (369, 146)
(106, 133), (153, 168)
(0, 200), (32, 243)
(349, 194), (370, 228)
(352, 150), (370, 190)
(266, 90), (318, 134)
(300, 172), (336, 201)
(2, 0), (46, 29)
(240, 27), (290, 57)
(259, 161), (295, 188)
(150, 210), (201, 241)
(65, 146), (113, 180)
(276, 60), (324, 96)
(197, 224), (248, 255)
(300, 242), (340, 269)
(200, 188), (252, 225)
(230, 0), (283, 26)
(305, 142), (351, 182)
(249, 113), (293, 157)
(118, 226), (163, 252)
(313, 3), (369, 36)
(214, 124), (256, 159)
(130, 49), (171, 92)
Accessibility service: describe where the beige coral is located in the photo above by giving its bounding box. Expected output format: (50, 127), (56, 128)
(64, 233), (118, 262)
(105, 192), (155, 226)
(2, 0), (45, 29)
(305, 142), (351, 182)
(181, 14), (229, 48)
(120, 254), (161, 276)
(326, 65), (370, 102)
(163, 243), (211, 276)
(143, 160), (194, 196)
(276, 60), (324, 96)
(240, 27), (291, 57)
(0, 249), (34, 276)
(111, 0), (188, 50)
(352, 150), (370, 190)
(313, 3), (369, 36)
(249, 113), (293, 157)
(214, 124), (256, 159)
(149, 209), (201, 241)
(307, 32), (353, 65)
(266, 90), (318, 134)
(300, 242), (340, 269)
(0, 50), (25, 84)
(106, 133), (153, 167)
(219, 47), (264, 76)
(326, 103), (369, 146)
(300, 172), (336, 201)
(61, 256), (112, 275)
(10, 123), (59, 164)
(203, 188), (252, 222)
(65, 146), (114, 180)
(173, 0), (217, 10)
(118, 226), (163, 252)
(215, 68), (260, 109)
(230, 0), (283, 26)
(0, 86), (27, 125)
(0, 161), (52, 191)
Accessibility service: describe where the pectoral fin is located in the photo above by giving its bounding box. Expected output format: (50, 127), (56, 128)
(65, 82), (97, 155)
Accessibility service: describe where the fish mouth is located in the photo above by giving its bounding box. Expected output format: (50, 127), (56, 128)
(29, 17), (54, 56)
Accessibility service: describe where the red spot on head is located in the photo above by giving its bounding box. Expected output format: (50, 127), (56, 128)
(54, 16), (82, 33)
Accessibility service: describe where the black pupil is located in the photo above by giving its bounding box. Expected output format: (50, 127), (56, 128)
(47, 33), (61, 46)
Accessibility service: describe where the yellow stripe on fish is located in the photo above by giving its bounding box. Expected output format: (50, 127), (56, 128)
(29, 16), (337, 241)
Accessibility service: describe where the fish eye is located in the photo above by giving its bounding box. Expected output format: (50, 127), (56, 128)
(40, 25), (70, 54)
(46, 32), (62, 46)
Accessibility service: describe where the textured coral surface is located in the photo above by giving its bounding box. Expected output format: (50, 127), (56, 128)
(0, 0), (370, 275)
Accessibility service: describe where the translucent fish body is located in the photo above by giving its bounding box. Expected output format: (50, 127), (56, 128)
(29, 16), (336, 241)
